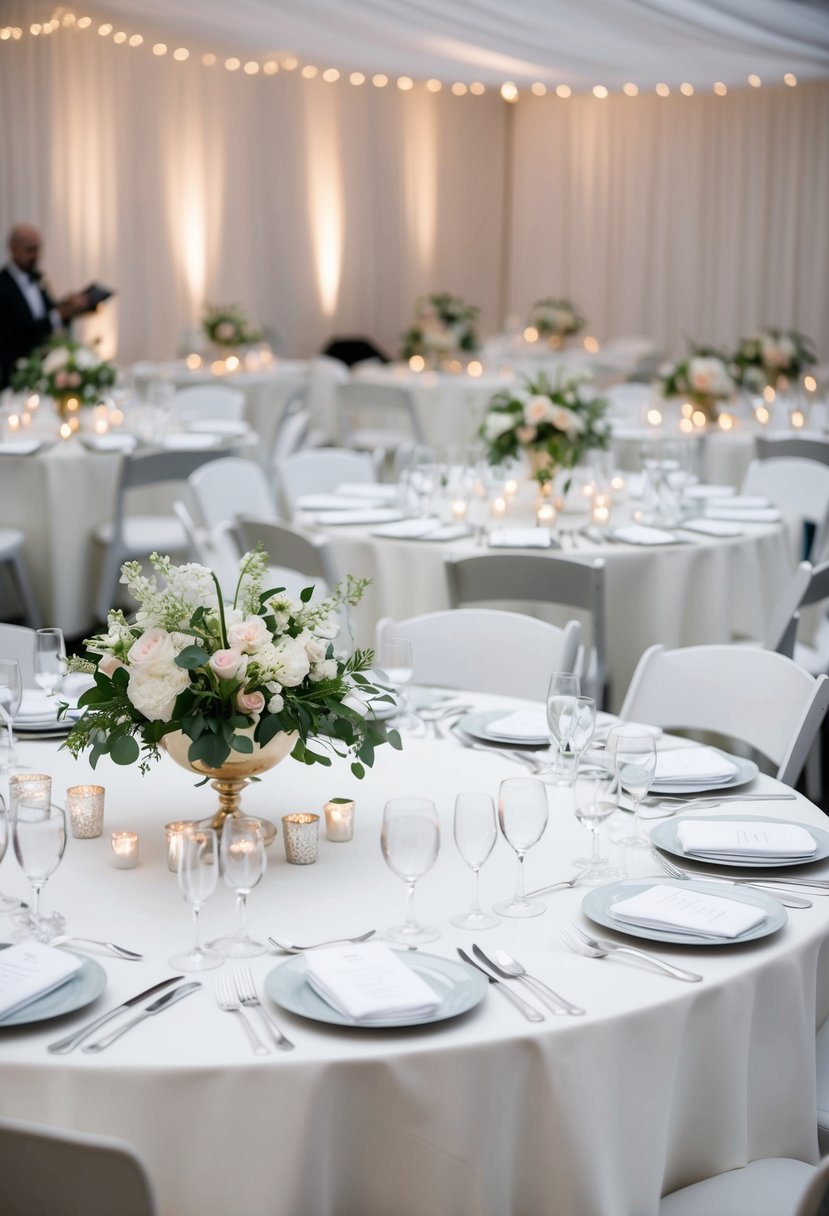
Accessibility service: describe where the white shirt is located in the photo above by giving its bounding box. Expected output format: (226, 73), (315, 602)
(5, 261), (59, 329)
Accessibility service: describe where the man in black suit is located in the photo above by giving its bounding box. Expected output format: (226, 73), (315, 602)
(0, 223), (91, 389)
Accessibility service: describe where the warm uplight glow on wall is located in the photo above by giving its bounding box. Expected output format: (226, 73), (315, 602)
(306, 92), (344, 317)
(404, 100), (438, 269)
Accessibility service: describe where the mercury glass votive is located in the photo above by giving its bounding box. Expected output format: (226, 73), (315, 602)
(165, 820), (198, 871)
(324, 799), (355, 843)
(282, 814), (320, 864)
(66, 784), (105, 839)
(111, 831), (139, 868)
(9, 773), (52, 818)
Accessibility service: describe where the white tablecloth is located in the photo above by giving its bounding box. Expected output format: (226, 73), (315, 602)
(0, 708), (825, 1215)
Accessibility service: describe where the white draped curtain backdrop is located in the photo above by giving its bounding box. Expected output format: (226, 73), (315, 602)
(0, 0), (827, 362)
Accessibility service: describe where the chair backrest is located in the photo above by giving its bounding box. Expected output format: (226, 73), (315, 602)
(172, 385), (245, 420)
(764, 561), (814, 655)
(188, 457), (277, 534)
(756, 436), (829, 467)
(0, 1116), (157, 1216)
(0, 623), (35, 686)
(172, 500), (241, 588)
(603, 382), (652, 422)
(620, 643), (829, 786)
(107, 448), (230, 550)
(271, 403), (311, 466)
(376, 610), (581, 700)
(743, 457), (829, 560)
(337, 382), (426, 445)
(307, 355), (349, 442)
(275, 447), (376, 516)
(444, 552), (606, 702)
(234, 516), (338, 593)
(795, 1154), (829, 1216)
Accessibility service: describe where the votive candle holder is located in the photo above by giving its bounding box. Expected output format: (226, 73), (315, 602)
(324, 799), (355, 843)
(66, 784), (105, 839)
(282, 813), (320, 864)
(111, 831), (139, 869)
(9, 773), (52, 818)
(165, 820), (198, 871)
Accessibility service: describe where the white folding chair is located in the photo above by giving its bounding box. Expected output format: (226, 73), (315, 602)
(444, 552), (607, 706)
(620, 643), (829, 787)
(743, 457), (829, 562)
(0, 623), (36, 686)
(172, 500), (240, 589)
(0, 1116), (158, 1216)
(659, 1154), (829, 1216)
(602, 381), (653, 423)
(275, 448), (377, 517)
(376, 610), (581, 700)
(234, 516), (339, 599)
(756, 436), (829, 467)
(337, 382), (425, 464)
(188, 457), (278, 533)
(0, 528), (41, 628)
(171, 384), (245, 420)
(306, 354), (349, 443)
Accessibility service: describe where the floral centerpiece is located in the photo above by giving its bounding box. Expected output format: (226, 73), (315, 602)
(202, 303), (262, 350)
(401, 292), (480, 365)
(12, 338), (117, 421)
(527, 298), (586, 347)
(657, 348), (736, 421)
(732, 328), (817, 393)
(480, 372), (610, 484)
(63, 550), (399, 827)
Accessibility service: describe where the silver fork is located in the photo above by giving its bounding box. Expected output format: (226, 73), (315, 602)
(450, 723), (543, 772)
(525, 866), (591, 898)
(234, 967), (295, 1051)
(651, 851), (813, 908)
(214, 978), (270, 1055)
(268, 930), (376, 953)
(560, 918), (703, 982)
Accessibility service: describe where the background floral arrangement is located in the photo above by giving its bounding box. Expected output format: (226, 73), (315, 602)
(480, 372), (610, 483)
(732, 328), (817, 391)
(202, 303), (262, 349)
(12, 337), (117, 403)
(657, 348), (736, 415)
(64, 550), (399, 778)
(527, 298), (586, 341)
(401, 292), (480, 360)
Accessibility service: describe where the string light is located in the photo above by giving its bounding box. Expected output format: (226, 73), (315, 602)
(680, 81), (694, 95)
(129, 33), (143, 46)
(470, 81), (485, 94)
(112, 31), (126, 43)
(263, 60), (278, 75)
(748, 73), (762, 87)
(556, 84), (572, 98)
(281, 56), (298, 70)
(349, 71), (365, 85)
(62, 12), (76, 25)
(201, 51), (215, 65)
(713, 81), (728, 95)
(29, 23), (41, 35)
(152, 42), (167, 56)
(243, 60), (259, 74)
(426, 79), (442, 92)
(77, 17), (91, 28)
(451, 81), (467, 95)
(322, 67), (340, 82)
(300, 64), (317, 78)
(592, 84), (608, 98)
(622, 82), (638, 96)
(500, 82), (518, 101)
(372, 73), (388, 87)
(224, 56), (240, 70)
(397, 75), (414, 90)
(784, 73), (797, 86)
(173, 47), (189, 61)
(531, 82), (547, 96)
(655, 82), (670, 96)
(97, 23), (111, 36)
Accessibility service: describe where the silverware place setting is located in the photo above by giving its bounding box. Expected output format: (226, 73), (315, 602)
(471, 944), (585, 1016)
(83, 981), (201, 1052)
(268, 930), (376, 953)
(456, 948), (544, 1022)
(651, 850), (816, 907)
(558, 918), (703, 983)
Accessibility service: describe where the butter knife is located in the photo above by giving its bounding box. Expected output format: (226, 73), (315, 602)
(456, 948), (544, 1022)
(48, 975), (184, 1054)
(83, 982), (201, 1052)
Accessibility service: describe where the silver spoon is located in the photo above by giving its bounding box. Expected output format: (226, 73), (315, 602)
(472, 944), (586, 1016)
(268, 930), (376, 953)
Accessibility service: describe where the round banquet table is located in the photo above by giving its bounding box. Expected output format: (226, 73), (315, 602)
(0, 702), (827, 1216)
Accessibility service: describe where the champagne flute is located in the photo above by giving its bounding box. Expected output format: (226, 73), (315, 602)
(12, 800), (67, 939)
(216, 816), (267, 958)
(169, 826), (222, 971)
(0, 659), (24, 773)
(450, 792), (500, 930)
(544, 671), (581, 784)
(606, 728), (657, 848)
(34, 628), (67, 698)
(376, 636), (419, 732)
(494, 777), (549, 918)
(0, 793), (25, 912)
(380, 797), (440, 945)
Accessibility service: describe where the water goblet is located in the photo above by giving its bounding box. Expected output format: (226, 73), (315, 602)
(34, 628), (67, 697)
(0, 794), (25, 912)
(605, 728), (657, 848)
(169, 826), (222, 972)
(450, 792), (500, 930)
(0, 659), (25, 773)
(494, 777), (549, 918)
(216, 816), (267, 958)
(380, 797), (440, 945)
(544, 671), (581, 784)
(572, 756), (622, 883)
(12, 800), (67, 939)
(376, 636), (419, 732)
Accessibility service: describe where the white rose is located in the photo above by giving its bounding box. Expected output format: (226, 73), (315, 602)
(73, 345), (98, 370)
(484, 412), (515, 441)
(228, 616), (270, 653)
(128, 628), (177, 669)
(267, 692), (285, 713)
(524, 395), (554, 426)
(314, 616), (340, 640)
(42, 347), (69, 373)
(551, 406), (585, 435)
(309, 658), (338, 683)
(688, 357), (733, 397)
(272, 637), (311, 687)
(127, 665), (190, 721)
(305, 635), (328, 664)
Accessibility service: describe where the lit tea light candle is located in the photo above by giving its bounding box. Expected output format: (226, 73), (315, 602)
(26, 393), (39, 411)
(763, 385), (776, 404)
(718, 413), (734, 431)
(679, 417), (694, 434)
(66, 784), (105, 839)
(224, 354), (240, 372)
(791, 410), (806, 429)
(503, 479), (518, 498)
(581, 480), (595, 499)
(282, 813), (320, 864)
(112, 831), (139, 869)
(20, 411), (31, 427)
(66, 397), (79, 412)
(446, 359), (462, 375)
(59, 421), (72, 440)
(692, 410), (707, 428)
(109, 407), (124, 427)
(210, 359), (226, 375)
(7, 413), (19, 433)
(646, 408), (663, 427)
(165, 820), (197, 871)
(523, 326), (539, 343)
(591, 492), (612, 525)
(491, 495), (507, 519)
(451, 498), (468, 522)
(467, 360), (483, 377)
(755, 405), (770, 425)
(260, 349), (274, 366)
(681, 402), (694, 418)
(536, 502), (556, 529)
(611, 474), (626, 493)
(408, 355), (425, 372)
(584, 335), (599, 353)
(324, 798), (355, 842)
(185, 353), (202, 371)
(243, 350), (261, 371)
(805, 375), (817, 395)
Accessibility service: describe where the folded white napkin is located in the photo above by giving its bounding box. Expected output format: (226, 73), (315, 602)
(653, 746), (738, 786)
(370, 517), (440, 539)
(161, 433), (219, 450)
(612, 525), (677, 546)
(304, 942), (441, 1023)
(705, 507), (781, 523)
(595, 713), (662, 741)
(0, 440), (43, 456)
(611, 884), (767, 938)
(81, 434), (136, 453)
(187, 419), (249, 436)
(680, 518), (744, 537)
(336, 482), (400, 502)
(484, 708), (548, 741)
(708, 495), (770, 510)
(310, 508), (403, 526)
(0, 942), (83, 1021)
(298, 494), (371, 511)
(683, 484), (736, 500)
(677, 819), (817, 861)
(15, 689), (57, 723)
(488, 528), (552, 549)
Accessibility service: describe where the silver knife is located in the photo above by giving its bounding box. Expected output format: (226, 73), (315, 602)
(82, 982), (201, 1052)
(48, 975), (184, 1054)
(456, 948), (544, 1022)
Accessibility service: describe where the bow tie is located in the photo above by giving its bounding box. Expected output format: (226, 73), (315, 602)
(26, 269), (42, 284)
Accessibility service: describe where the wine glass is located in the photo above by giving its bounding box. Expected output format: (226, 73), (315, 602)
(450, 792), (500, 930)
(0, 794), (25, 912)
(216, 816), (267, 957)
(380, 797), (440, 945)
(0, 659), (24, 773)
(12, 800), (67, 939)
(169, 826), (222, 971)
(34, 628), (67, 697)
(605, 728), (658, 848)
(544, 671), (581, 784)
(494, 777), (549, 918)
(573, 757), (622, 884)
(376, 636), (419, 732)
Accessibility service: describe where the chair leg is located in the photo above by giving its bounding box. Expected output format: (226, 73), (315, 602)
(806, 741), (824, 807)
(7, 552), (42, 629)
(95, 545), (126, 625)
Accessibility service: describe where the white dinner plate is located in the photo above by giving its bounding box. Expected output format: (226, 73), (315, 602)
(311, 508), (404, 526)
(187, 419), (250, 437)
(0, 945), (107, 1026)
(458, 709), (549, 748)
(264, 951), (487, 1028)
(581, 878), (787, 946)
(649, 748), (758, 795)
(649, 815), (829, 869)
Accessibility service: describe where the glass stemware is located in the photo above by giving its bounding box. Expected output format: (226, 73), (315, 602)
(380, 797), (440, 945)
(216, 816), (267, 958)
(544, 671), (581, 784)
(169, 826), (222, 972)
(12, 800), (67, 939)
(606, 728), (658, 848)
(0, 794), (25, 912)
(572, 757), (622, 883)
(450, 792), (500, 930)
(494, 777), (549, 918)
(34, 628), (67, 697)
(376, 636), (419, 732)
(0, 659), (24, 773)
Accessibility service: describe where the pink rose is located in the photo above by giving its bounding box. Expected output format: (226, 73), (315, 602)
(98, 654), (125, 677)
(516, 425), (537, 444)
(67, 371), (81, 387)
(228, 616), (270, 653)
(128, 628), (176, 669)
(209, 649), (244, 680)
(236, 689), (265, 715)
(54, 370), (69, 389)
